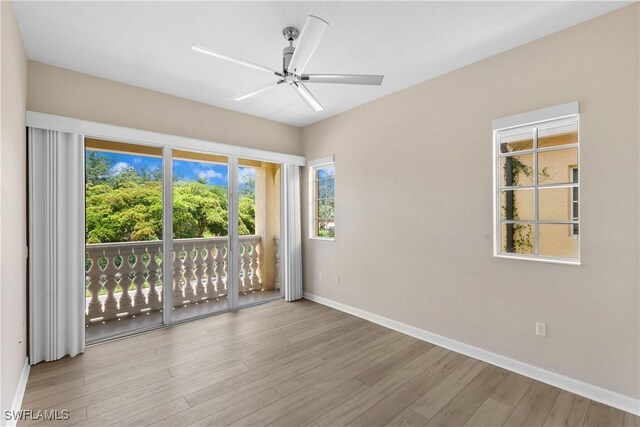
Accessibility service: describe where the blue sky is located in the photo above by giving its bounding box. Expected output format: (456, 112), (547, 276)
(88, 150), (254, 186)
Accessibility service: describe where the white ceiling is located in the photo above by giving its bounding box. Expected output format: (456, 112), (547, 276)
(14, 1), (628, 127)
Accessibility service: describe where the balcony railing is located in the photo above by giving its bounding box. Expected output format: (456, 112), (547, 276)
(85, 235), (272, 325)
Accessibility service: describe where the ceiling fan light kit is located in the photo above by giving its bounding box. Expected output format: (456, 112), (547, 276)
(193, 15), (384, 112)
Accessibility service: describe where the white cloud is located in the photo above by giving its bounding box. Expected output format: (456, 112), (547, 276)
(238, 167), (255, 183)
(110, 162), (131, 175)
(195, 168), (223, 182)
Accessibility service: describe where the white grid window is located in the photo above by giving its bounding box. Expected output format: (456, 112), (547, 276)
(494, 109), (580, 263)
(309, 157), (335, 239)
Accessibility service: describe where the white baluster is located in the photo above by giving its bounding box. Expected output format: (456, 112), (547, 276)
(274, 236), (281, 290)
(214, 243), (225, 296)
(172, 246), (184, 307)
(146, 245), (162, 310)
(85, 249), (103, 323)
(250, 239), (260, 289)
(131, 246), (146, 314)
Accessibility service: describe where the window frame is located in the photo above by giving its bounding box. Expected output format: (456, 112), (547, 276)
(492, 102), (580, 265)
(308, 156), (335, 241)
(570, 166), (579, 237)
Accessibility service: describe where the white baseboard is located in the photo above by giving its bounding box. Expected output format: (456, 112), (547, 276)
(304, 292), (640, 416)
(5, 357), (30, 427)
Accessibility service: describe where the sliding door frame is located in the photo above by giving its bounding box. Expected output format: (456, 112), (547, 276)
(43, 111), (304, 340)
(227, 156), (240, 309)
(161, 147), (174, 325)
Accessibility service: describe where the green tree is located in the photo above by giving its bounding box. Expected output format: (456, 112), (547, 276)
(85, 151), (112, 185)
(85, 152), (257, 243)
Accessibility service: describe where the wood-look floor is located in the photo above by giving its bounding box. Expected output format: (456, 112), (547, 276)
(20, 300), (639, 427)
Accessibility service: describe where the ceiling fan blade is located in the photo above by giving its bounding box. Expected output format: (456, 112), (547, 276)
(301, 74), (384, 86)
(291, 82), (323, 112)
(232, 81), (283, 101)
(192, 44), (280, 76)
(287, 15), (329, 75)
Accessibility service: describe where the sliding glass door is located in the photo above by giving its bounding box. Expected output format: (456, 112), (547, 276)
(237, 159), (282, 307)
(169, 150), (231, 322)
(84, 139), (165, 342)
(85, 141), (283, 342)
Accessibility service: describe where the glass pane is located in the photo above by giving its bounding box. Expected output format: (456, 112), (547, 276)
(238, 167), (256, 237)
(500, 154), (534, 187)
(538, 122), (578, 148)
(84, 139), (163, 343)
(317, 199), (335, 220)
(537, 148), (578, 185)
(538, 187), (576, 222)
(238, 161), (281, 307)
(171, 152), (229, 322)
(318, 178), (334, 199)
(316, 164), (335, 180)
(539, 224), (579, 258)
(500, 223), (534, 255)
(500, 189), (534, 221)
(317, 219), (335, 238)
(499, 130), (533, 153)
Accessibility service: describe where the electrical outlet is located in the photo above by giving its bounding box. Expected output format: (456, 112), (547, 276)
(319, 271), (323, 280)
(535, 322), (547, 337)
(335, 275), (340, 284)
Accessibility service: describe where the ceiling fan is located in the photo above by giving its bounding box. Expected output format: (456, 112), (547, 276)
(192, 15), (384, 112)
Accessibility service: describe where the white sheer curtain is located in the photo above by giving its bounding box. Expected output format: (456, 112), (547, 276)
(282, 164), (303, 301)
(29, 128), (85, 364)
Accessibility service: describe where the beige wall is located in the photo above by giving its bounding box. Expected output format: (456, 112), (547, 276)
(302, 3), (639, 400)
(0, 0), (28, 412)
(27, 62), (303, 156)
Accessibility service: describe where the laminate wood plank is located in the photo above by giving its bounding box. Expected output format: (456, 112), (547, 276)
(464, 398), (512, 427)
(25, 369), (173, 413)
(503, 381), (561, 427)
(490, 373), (534, 407)
(425, 365), (510, 427)
(584, 402), (626, 427)
(184, 354), (324, 408)
(19, 300), (638, 427)
(240, 320), (379, 371)
(354, 341), (430, 386)
(159, 329), (410, 426)
(22, 378), (86, 405)
(385, 408), (428, 427)
(228, 338), (430, 427)
(188, 389), (282, 426)
(410, 358), (487, 419)
(624, 412), (640, 426)
(18, 408), (87, 427)
(346, 353), (471, 427)
(113, 397), (190, 427)
(83, 364), (250, 422)
(167, 311), (362, 377)
(314, 346), (453, 427)
(464, 372), (532, 427)
(269, 379), (369, 427)
(272, 329), (406, 397)
(31, 300), (313, 374)
(26, 307), (321, 392)
(543, 390), (590, 427)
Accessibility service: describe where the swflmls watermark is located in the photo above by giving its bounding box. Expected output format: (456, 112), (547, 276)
(4, 409), (70, 421)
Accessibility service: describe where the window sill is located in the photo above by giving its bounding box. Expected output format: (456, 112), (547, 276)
(309, 236), (335, 242)
(494, 253), (581, 266)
